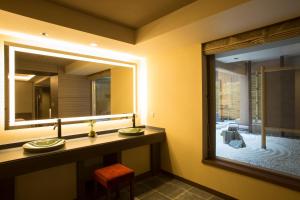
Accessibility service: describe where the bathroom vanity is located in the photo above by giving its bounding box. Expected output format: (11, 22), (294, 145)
(0, 42), (161, 199)
(0, 127), (166, 199)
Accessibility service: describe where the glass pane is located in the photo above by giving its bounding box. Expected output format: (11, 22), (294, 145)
(12, 49), (134, 123)
(215, 37), (300, 177)
(95, 77), (111, 115)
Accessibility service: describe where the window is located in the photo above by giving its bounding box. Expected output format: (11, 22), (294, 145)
(202, 17), (300, 190)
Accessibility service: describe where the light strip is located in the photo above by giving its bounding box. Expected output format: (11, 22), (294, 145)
(14, 74), (35, 81)
(13, 46), (134, 68)
(133, 64), (137, 114)
(138, 59), (148, 124)
(13, 113), (133, 126)
(9, 47), (15, 126)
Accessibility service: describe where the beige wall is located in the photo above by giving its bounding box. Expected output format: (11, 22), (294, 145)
(121, 145), (150, 175)
(111, 67), (134, 114)
(15, 81), (33, 114)
(15, 163), (76, 200)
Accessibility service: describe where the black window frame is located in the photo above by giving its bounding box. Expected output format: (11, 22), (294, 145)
(201, 17), (300, 191)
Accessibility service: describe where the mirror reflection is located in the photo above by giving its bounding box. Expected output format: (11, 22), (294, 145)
(13, 50), (134, 122)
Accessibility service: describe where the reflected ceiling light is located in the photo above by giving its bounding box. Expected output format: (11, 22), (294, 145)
(89, 43), (98, 47)
(40, 32), (48, 37)
(9, 73), (35, 81)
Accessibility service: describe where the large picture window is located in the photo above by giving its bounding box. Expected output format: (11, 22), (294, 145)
(202, 17), (300, 190)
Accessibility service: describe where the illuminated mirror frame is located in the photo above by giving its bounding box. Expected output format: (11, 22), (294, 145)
(7, 44), (136, 128)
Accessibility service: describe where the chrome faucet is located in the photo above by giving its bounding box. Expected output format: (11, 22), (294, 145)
(132, 114), (136, 128)
(53, 118), (62, 138)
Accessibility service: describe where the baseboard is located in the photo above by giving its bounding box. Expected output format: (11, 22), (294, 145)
(135, 171), (153, 182)
(161, 170), (237, 200)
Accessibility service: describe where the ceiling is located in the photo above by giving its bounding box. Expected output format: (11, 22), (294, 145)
(48, 0), (197, 28)
(64, 61), (112, 76)
(216, 37), (300, 63)
(16, 51), (118, 76)
(17, 52), (74, 66)
(0, 0), (249, 44)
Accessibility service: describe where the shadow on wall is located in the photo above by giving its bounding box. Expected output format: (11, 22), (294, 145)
(161, 138), (173, 172)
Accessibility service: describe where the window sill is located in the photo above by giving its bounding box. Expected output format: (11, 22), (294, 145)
(202, 157), (300, 191)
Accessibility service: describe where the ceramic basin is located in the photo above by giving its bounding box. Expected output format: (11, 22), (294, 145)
(23, 138), (65, 153)
(118, 128), (144, 136)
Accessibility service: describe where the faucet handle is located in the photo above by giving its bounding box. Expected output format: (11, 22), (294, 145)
(53, 123), (57, 130)
(53, 119), (61, 130)
(132, 113), (136, 128)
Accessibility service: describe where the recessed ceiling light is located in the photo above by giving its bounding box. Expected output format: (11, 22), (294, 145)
(90, 43), (98, 47)
(9, 74), (36, 81)
(40, 32), (48, 37)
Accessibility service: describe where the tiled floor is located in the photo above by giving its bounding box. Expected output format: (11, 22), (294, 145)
(97, 173), (225, 200)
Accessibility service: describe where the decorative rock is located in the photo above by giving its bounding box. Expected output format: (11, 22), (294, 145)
(221, 130), (246, 148)
(229, 139), (246, 148)
(228, 124), (239, 131)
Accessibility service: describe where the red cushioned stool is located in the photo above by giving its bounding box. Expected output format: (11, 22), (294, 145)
(94, 163), (135, 200)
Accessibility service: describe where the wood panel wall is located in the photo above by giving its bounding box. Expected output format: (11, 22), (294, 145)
(203, 17), (300, 55)
(58, 69), (91, 118)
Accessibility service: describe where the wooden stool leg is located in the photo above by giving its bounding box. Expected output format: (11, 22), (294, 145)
(93, 181), (98, 200)
(129, 181), (134, 200)
(107, 189), (112, 200)
(116, 185), (120, 199)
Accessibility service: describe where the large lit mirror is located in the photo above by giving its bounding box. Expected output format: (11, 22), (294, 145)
(5, 45), (136, 128)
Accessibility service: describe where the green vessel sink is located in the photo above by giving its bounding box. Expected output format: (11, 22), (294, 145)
(118, 128), (144, 136)
(23, 138), (65, 153)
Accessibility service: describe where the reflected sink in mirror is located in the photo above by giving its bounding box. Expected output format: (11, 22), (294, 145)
(23, 138), (65, 153)
(118, 128), (144, 136)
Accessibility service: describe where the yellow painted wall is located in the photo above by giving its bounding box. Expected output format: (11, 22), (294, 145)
(15, 163), (76, 200)
(111, 67), (134, 114)
(135, 0), (300, 199)
(122, 145), (150, 175)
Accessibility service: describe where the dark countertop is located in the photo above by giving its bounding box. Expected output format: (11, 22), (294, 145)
(0, 127), (165, 178)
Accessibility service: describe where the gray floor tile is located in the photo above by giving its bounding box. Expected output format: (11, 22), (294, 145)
(156, 182), (185, 198)
(113, 174), (223, 200)
(141, 176), (166, 189)
(135, 183), (153, 198)
(156, 173), (174, 182)
(141, 191), (170, 200)
(189, 187), (213, 199)
(168, 179), (192, 190)
(209, 195), (225, 200)
(176, 191), (206, 200)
